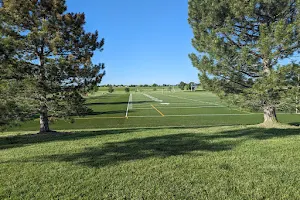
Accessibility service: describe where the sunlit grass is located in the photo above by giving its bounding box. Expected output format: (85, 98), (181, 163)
(1, 125), (300, 199)
(7, 91), (300, 132)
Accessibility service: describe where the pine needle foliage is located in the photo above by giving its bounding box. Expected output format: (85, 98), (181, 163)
(188, 0), (300, 123)
(0, 0), (105, 132)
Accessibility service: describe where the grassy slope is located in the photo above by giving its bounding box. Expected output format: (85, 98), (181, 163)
(1, 125), (300, 199)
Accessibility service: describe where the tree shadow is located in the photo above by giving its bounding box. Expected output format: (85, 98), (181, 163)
(2, 126), (299, 168)
(31, 133), (237, 168)
(289, 122), (300, 127)
(85, 101), (152, 106)
(86, 95), (111, 100)
(0, 128), (140, 150)
(200, 127), (300, 140)
(87, 110), (129, 116)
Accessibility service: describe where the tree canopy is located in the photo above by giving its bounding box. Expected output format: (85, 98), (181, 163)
(0, 0), (105, 132)
(188, 0), (300, 124)
(178, 81), (186, 90)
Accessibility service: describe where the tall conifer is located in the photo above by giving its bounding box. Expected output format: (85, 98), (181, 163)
(188, 0), (300, 124)
(1, 0), (105, 132)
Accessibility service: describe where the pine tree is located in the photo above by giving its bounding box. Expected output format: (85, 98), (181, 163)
(0, 7), (34, 129)
(108, 85), (114, 93)
(125, 87), (130, 93)
(277, 63), (300, 113)
(178, 81), (186, 90)
(1, 0), (105, 133)
(188, 0), (300, 124)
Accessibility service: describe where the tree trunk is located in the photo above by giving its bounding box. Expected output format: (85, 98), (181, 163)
(263, 106), (278, 124)
(39, 107), (50, 133)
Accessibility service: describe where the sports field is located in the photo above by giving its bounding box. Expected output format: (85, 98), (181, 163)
(9, 91), (300, 132)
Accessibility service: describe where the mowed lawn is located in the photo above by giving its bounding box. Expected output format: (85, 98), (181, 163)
(7, 91), (300, 132)
(1, 125), (300, 199)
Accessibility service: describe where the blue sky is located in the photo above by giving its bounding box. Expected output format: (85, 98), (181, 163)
(66, 0), (199, 85)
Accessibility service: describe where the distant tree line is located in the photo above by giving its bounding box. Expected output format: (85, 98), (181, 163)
(100, 83), (181, 88)
(178, 82), (199, 90)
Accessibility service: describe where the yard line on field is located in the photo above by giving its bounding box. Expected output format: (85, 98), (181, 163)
(143, 93), (163, 102)
(134, 108), (154, 110)
(163, 94), (220, 106)
(133, 106), (227, 110)
(163, 94), (251, 114)
(128, 113), (256, 118)
(71, 113), (257, 120)
(125, 93), (133, 119)
(75, 116), (126, 119)
(151, 104), (165, 116)
(165, 113), (254, 117)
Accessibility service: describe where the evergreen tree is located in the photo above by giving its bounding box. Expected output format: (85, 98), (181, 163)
(178, 81), (186, 90)
(108, 85), (114, 93)
(188, 0), (300, 124)
(0, 8), (35, 129)
(277, 64), (300, 113)
(125, 87), (130, 93)
(1, 0), (105, 133)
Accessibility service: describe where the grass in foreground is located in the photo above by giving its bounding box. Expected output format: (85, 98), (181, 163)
(1, 125), (300, 199)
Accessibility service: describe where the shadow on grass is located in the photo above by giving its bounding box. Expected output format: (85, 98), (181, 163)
(1, 126), (299, 150)
(1, 126), (299, 168)
(200, 127), (300, 140)
(36, 133), (236, 168)
(289, 122), (300, 127)
(87, 110), (128, 116)
(85, 101), (152, 106)
(0, 128), (140, 150)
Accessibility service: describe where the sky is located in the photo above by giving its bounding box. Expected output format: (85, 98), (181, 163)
(66, 0), (199, 85)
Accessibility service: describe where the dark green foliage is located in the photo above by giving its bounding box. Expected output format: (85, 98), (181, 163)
(92, 85), (99, 93)
(0, 0), (105, 132)
(188, 0), (300, 123)
(0, 10), (35, 129)
(188, 82), (195, 90)
(125, 87), (130, 93)
(276, 64), (300, 113)
(178, 81), (186, 90)
(108, 85), (114, 93)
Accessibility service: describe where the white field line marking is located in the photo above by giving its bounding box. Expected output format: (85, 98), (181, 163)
(143, 93), (163, 102)
(161, 102), (213, 105)
(164, 94), (219, 106)
(76, 116), (126, 119)
(72, 113), (257, 120)
(125, 93), (133, 119)
(133, 106), (227, 110)
(128, 113), (256, 118)
(129, 93), (133, 109)
(164, 94), (251, 114)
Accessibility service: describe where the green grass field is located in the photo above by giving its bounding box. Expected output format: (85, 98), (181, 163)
(1, 90), (300, 199)
(1, 125), (300, 199)
(8, 90), (300, 132)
